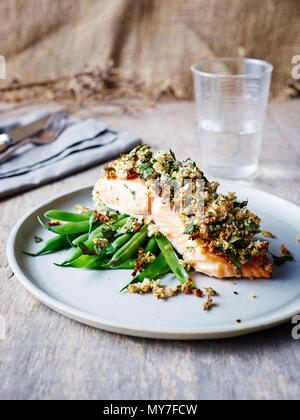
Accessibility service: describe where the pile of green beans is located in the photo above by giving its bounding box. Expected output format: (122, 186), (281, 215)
(60, 217), (130, 265)
(24, 207), (194, 292)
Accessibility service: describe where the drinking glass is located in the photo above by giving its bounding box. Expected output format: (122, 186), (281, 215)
(191, 58), (273, 179)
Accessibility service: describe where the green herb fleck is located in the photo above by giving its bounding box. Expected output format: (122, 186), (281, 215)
(234, 260), (241, 271)
(169, 149), (177, 161)
(270, 253), (294, 266)
(244, 218), (259, 232)
(233, 200), (248, 209)
(229, 235), (241, 244)
(138, 162), (154, 179)
(124, 184), (137, 200)
(185, 223), (197, 235)
(34, 236), (43, 244)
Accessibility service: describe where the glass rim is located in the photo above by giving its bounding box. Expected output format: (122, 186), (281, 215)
(191, 58), (273, 79)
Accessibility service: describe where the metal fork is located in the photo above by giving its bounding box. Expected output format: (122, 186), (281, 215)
(0, 111), (69, 164)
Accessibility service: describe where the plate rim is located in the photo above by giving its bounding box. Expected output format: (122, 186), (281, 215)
(7, 184), (300, 340)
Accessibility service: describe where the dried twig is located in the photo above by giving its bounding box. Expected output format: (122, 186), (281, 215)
(0, 62), (169, 114)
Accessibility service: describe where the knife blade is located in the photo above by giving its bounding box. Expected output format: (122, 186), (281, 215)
(0, 114), (51, 153)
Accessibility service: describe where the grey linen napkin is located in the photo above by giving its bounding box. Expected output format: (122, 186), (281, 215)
(0, 108), (50, 132)
(0, 113), (140, 199)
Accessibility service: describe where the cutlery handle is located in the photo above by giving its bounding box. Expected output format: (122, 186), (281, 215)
(0, 137), (32, 164)
(0, 133), (12, 153)
(0, 142), (7, 153)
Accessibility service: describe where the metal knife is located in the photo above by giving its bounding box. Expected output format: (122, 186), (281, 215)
(0, 114), (52, 153)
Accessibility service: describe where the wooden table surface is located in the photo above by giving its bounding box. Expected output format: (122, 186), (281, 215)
(0, 99), (300, 400)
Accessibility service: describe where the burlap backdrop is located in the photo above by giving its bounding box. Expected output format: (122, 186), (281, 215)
(0, 0), (299, 100)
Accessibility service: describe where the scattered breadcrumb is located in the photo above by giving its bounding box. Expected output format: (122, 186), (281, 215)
(193, 288), (203, 297)
(128, 278), (202, 300)
(205, 287), (217, 296)
(93, 210), (111, 223)
(204, 296), (213, 311)
(250, 294), (256, 299)
(179, 259), (191, 272)
(47, 220), (61, 226)
(261, 230), (274, 238)
(131, 249), (156, 277)
(75, 204), (89, 214)
(297, 234), (300, 243)
(281, 244), (291, 255)
(93, 238), (108, 248)
(147, 222), (159, 237)
(236, 319), (242, 324)
(202, 287), (218, 310)
(182, 277), (193, 294)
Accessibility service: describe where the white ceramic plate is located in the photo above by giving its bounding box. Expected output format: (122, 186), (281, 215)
(7, 184), (300, 340)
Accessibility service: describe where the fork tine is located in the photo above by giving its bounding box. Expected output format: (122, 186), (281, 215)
(34, 114), (69, 143)
(43, 110), (69, 130)
(38, 110), (69, 135)
(0, 110), (70, 163)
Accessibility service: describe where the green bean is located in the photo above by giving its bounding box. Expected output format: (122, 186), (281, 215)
(62, 255), (103, 269)
(105, 233), (133, 255)
(88, 214), (97, 236)
(44, 210), (93, 222)
(116, 214), (128, 221)
(100, 204), (129, 220)
(73, 231), (132, 258)
(117, 259), (136, 270)
(156, 236), (195, 287)
(61, 242), (93, 266)
(153, 266), (171, 280)
(90, 217), (128, 241)
(108, 214), (128, 223)
(65, 234), (76, 247)
(23, 234), (76, 256)
(120, 252), (168, 292)
(87, 225), (105, 241)
(144, 236), (159, 254)
(107, 225), (148, 268)
(47, 220), (98, 235)
(85, 217), (129, 244)
(72, 222), (107, 246)
(71, 224), (105, 248)
(60, 217), (130, 265)
(72, 232), (89, 246)
(62, 255), (135, 270)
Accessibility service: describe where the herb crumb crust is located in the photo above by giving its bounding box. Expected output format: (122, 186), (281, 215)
(104, 145), (272, 276)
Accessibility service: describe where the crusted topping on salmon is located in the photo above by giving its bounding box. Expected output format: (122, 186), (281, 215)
(100, 145), (272, 278)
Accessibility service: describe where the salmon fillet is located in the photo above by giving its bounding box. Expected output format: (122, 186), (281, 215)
(93, 177), (272, 279)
